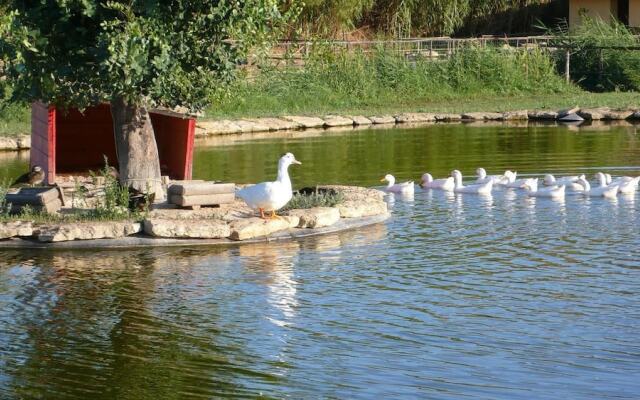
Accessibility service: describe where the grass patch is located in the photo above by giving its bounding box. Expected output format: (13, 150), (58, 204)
(0, 101), (30, 137)
(283, 187), (345, 211)
(207, 45), (578, 119)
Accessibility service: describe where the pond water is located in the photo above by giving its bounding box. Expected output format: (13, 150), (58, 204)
(1, 123), (640, 399)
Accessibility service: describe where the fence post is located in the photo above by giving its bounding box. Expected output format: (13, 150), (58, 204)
(565, 48), (571, 83)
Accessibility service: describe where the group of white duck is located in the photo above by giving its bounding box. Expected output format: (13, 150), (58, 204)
(381, 168), (640, 200)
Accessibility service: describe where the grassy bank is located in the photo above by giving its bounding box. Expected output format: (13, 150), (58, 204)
(1, 45), (639, 137)
(205, 46), (638, 119)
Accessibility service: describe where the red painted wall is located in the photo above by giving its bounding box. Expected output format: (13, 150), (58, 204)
(30, 103), (195, 183)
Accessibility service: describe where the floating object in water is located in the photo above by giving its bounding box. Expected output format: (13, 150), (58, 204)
(559, 113), (584, 122)
(381, 174), (414, 195)
(523, 178), (565, 199)
(420, 173), (454, 191)
(451, 170), (493, 194)
(236, 152), (301, 219)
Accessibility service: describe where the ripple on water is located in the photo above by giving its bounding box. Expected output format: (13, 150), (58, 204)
(1, 124), (640, 398)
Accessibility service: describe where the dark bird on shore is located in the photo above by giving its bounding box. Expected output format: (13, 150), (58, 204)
(12, 165), (45, 187)
(107, 166), (119, 180)
(127, 186), (155, 211)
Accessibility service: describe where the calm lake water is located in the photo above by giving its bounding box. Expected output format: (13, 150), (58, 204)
(1, 122), (640, 399)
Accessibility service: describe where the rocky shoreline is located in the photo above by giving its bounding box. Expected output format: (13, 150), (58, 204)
(194, 107), (640, 137)
(1, 106), (638, 152)
(0, 185), (390, 248)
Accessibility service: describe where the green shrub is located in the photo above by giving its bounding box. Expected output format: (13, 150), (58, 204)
(555, 17), (640, 92)
(283, 188), (345, 211)
(208, 44), (572, 117)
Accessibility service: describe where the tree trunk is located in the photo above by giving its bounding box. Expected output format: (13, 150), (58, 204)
(110, 97), (165, 201)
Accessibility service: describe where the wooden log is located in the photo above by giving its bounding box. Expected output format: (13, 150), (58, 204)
(10, 198), (62, 214)
(169, 193), (235, 207)
(5, 187), (60, 206)
(168, 182), (235, 196)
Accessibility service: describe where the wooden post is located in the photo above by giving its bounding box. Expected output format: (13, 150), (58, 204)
(565, 49), (571, 83)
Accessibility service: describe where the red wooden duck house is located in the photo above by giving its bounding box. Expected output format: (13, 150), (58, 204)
(31, 102), (196, 184)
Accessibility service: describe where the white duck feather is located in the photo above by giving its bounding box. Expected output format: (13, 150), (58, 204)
(236, 153), (301, 218)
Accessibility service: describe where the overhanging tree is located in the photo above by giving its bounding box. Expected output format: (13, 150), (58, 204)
(0, 1), (293, 197)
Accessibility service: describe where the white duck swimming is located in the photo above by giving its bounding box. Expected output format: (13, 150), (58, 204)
(493, 170), (517, 186)
(475, 168), (507, 184)
(451, 170), (493, 194)
(543, 174), (584, 191)
(523, 178), (565, 199)
(236, 152), (301, 219)
(420, 173), (454, 191)
(576, 177), (618, 198)
(604, 173), (638, 188)
(502, 171), (530, 189)
(618, 176), (640, 194)
(381, 174), (414, 195)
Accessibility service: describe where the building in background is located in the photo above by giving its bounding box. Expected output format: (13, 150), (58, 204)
(569, 0), (639, 28)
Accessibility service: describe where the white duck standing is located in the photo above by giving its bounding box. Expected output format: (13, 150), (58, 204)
(451, 170), (493, 194)
(420, 173), (454, 191)
(523, 178), (565, 199)
(381, 174), (414, 195)
(576, 177), (618, 198)
(236, 152), (301, 219)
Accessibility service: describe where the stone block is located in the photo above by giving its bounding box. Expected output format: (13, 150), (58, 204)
(337, 201), (388, 218)
(246, 118), (301, 131)
(234, 119), (271, 133)
(368, 115), (396, 124)
(461, 112), (503, 121)
(281, 115), (326, 128)
(195, 120), (242, 136)
(229, 216), (299, 241)
(578, 108), (608, 120)
(168, 182), (235, 196)
(323, 115), (354, 127)
(434, 114), (462, 121)
(395, 113), (436, 123)
(348, 115), (373, 125)
(16, 135), (31, 149)
(169, 193), (235, 207)
(0, 221), (33, 239)
(602, 110), (634, 120)
(528, 110), (558, 120)
(143, 218), (230, 238)
(288, 207), (340, 228)
(37, 221), (141, 242)
(500, 110), (528, 120)
(0, 137), (18, 151)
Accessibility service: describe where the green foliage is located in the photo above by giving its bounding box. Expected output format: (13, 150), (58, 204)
(0, 1), (295, 111)
(283, 189), (345, 211)
(296, 0), (558, 37)
(209, 45), (572, 117)
(552, 17), (640, 92)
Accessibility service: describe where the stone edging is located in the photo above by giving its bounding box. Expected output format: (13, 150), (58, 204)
(2, 107), (638, 151)
(0, 135), (31, 152)
(0, 213), (390, 250)
(195, 107), (640, 137)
